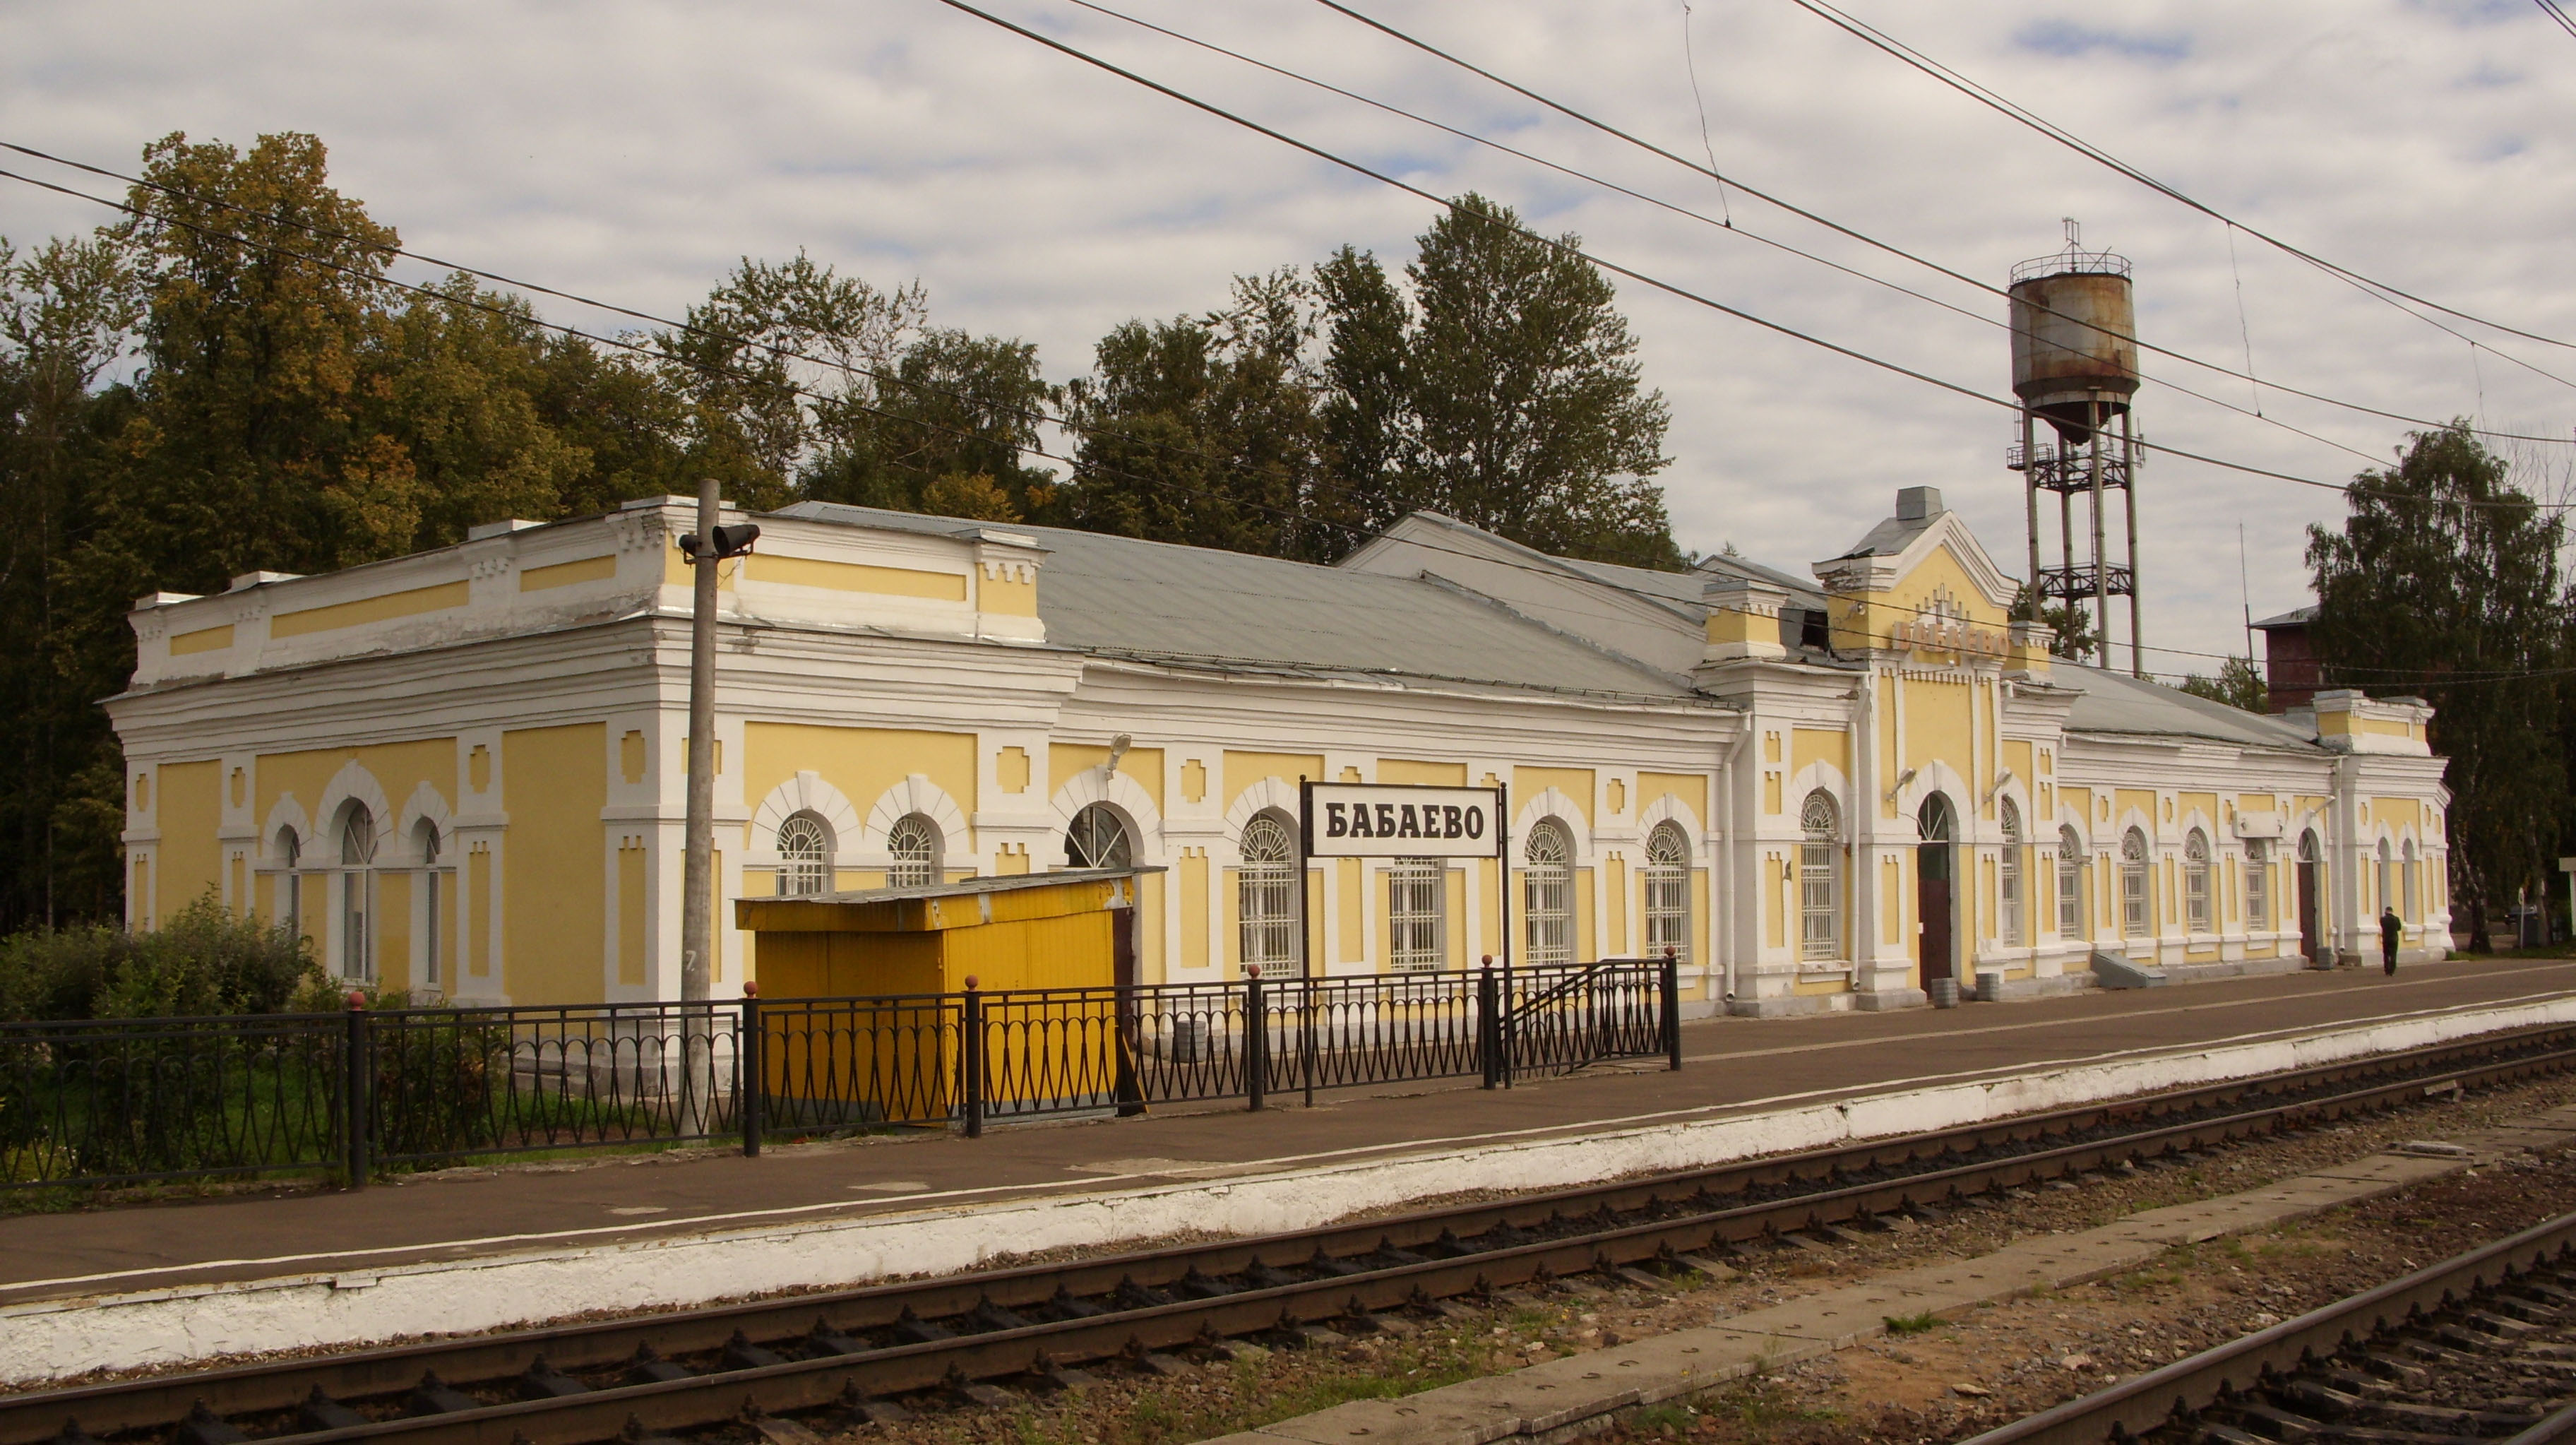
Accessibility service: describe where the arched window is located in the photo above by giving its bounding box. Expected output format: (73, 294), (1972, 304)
(339, 802), (376, 982)
(2402, 839), (2419, 920)
(1998, 798), (2025, 948)
(2057, 825), (2085, 940)
(886, 813), (941, 890)
(1065, 803), (1133, 869)
(2378, 838), (2395, 917)
(776, 811), (833, 896)
(1239, 814), (1297, 972)
(1800, 790), (1841, 961)
(1642, 821), (1690, 961)
(277, 827), (304, 939)
(2183, 829), (2212, 934)
(1524, 820), (1574, 965)
(2120, 828), (2150, 938)
(2245, 838), (2270, 932)
(415, 819), (443, 988)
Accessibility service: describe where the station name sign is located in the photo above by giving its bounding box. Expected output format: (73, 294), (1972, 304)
(1300, 783), (1504, 860)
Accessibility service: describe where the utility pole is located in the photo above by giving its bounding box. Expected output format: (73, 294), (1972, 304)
(679, 479), (758, 1006)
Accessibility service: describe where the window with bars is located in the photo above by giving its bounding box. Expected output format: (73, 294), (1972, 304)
(1389, 857), (1445, 972)
(1523, 821), (1573, 965)
(2246, 839), (2270, 932)
(2184, 830), (2212, 934)
(2057, 826), (2085, 940)
(1799, 790), (1839, 961)
(340, 803), (376, 982)
(416, 820), (443, 988)
(776, 812), (833, 896)
(1998, 797), (2025, 947)
(1239, 814), (1297, 972)
(886, 814), (940, 889)
(2121, 828), (2150, 938)
(278, 828), (303, 940)
(2402, 840), (2419, 920)
(1642, 821), (1689, 961)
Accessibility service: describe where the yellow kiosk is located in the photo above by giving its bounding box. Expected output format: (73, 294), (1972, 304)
(734, 869), (1158, 1129)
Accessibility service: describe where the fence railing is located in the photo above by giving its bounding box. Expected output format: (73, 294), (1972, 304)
(2, 958), (1678, 1191)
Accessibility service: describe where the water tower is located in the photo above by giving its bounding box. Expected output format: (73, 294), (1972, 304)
(2005, 222), (2143, 676)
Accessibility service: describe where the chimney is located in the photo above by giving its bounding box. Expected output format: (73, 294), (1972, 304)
(1895, 486), (1944, 522)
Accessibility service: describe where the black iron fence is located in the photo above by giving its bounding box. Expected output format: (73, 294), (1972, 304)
(2, 959), (1677, 1191)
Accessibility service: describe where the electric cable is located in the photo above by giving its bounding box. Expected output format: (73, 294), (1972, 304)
(7, 152), (2559, 684)
(1781, 0), (2576, 380)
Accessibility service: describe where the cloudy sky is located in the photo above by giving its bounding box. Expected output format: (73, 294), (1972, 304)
(6, 0), (2573, 679)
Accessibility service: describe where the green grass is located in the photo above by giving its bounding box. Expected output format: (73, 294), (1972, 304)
(1882, 1310), (1942, 1336)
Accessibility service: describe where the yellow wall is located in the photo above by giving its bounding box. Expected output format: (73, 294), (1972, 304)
(520, 554), (617, 592)
(155, 760), (223, 924)
(1900, 677), (1974, 780)
(746, 553), (968, 600)
(1380, 758), (1468, 786)
(618, 840), (648, 986)
(1638, 772), (1708, 824)
(1790, 729), (1849, 783)
(271, 580), (470, 638)
(746, 725), (981, 829)
(501, 723), (607, 1003)
(257, 739), (458, 851)
(1224, 751), (1323, 810)
(1515, 767), (1594, 823)
(1179, 850), (1209, 970)
(1051, 742), (1163, 813)
(376, 872), (412, 989)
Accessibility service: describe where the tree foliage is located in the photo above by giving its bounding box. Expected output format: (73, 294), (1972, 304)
(0, 141), (1698, 929)
(2179, 655), (2268, 714)
(2307, 422), (2570, 950)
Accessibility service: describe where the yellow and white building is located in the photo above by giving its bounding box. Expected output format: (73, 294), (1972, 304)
(108, 484), (2450, 1014)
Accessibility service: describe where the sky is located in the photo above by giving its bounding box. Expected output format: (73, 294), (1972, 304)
(5, 0), (2574, 682)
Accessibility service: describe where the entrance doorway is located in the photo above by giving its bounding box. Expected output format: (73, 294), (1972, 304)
(1917, 794), (1956, 989)
(2296, 831), (2322, 964)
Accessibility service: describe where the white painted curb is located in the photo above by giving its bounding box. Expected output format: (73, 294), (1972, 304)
(7, 993), (2572, 1384)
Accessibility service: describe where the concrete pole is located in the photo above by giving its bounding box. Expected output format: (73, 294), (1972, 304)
(2123, 412), (2145, 679)
(2088, 406), (2110, 668)
(2021, 408), (2040, 614)
(681, 476), (719, 1006)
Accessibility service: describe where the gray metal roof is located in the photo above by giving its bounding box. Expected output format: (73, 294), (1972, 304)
(2058, 663), (2322, 751)
(776, 502), (1701, 701)
(2251, 605), (2318, 629)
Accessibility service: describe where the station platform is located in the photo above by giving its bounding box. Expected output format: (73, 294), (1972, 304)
(9, 956), (2576, 1383)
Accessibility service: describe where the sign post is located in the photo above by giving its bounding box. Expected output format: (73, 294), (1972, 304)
(1299, 780), (1512, 1096)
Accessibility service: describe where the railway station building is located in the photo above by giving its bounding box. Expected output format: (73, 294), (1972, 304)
(107, 484), (2452, 1015)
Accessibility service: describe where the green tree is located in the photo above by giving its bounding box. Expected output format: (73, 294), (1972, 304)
(2307, 422), (2569, 951)
(1060, 268), (1325, 558)
(1336, 195), (1680, 568)
(806, 328), (1057, 520)
(2179, 655), (2268, 713)
(0, 235), (141, 928)
(2008, 584), (2100, 662)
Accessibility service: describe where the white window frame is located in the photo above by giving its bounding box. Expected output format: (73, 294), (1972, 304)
(886, 813), (940, 890)
(1799, 791), (1839, 962)
(1642, 822), (1690, 961)
(2245, 839), (2270, 932)
(340, 804), (377, 983)
(1998, 798), (2025, 948)
(1066, 803), (1133, 870)
(2057, 826), (2085, 941)
(2120, 828), (2150, 939)
(1389, 857), (1445, 973)
(2183, 830), (2212, 934)
(1239, 814), (1298, 973)
(776, 811), (833, 896)
(1523, 821), (1574, 966)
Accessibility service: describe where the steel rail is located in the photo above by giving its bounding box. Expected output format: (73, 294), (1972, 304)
(1962, 1208), (2576, 1444)
(13, 1023), (2576, 1445)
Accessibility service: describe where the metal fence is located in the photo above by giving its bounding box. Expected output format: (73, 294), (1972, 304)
(2, 959), (1676, 1191)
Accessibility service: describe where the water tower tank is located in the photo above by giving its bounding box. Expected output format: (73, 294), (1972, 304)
(2008, 251), (2138, 446)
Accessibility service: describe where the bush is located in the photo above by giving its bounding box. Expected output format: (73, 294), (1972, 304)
(0, 891), (318, 1021)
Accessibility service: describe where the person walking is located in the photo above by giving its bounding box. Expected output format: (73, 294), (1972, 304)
(2380, 906), (2402, 976)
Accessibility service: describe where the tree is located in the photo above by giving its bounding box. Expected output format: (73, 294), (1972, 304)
(1341, 194), (1681, 568)
(2179, 655), (2267, 714)
(1059, 268), (1325, 558)
(2307, 422), (2569, 951)
(2008, 583), (2100, 662)
(806, 328), (1056, 521)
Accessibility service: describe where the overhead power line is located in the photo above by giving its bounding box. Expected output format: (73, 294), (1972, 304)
(1, 157), (2479, 686)
(1780, 0), (2576, 383)
(2538, 0), (2576, 42)
(1297, 0), (2576, 416)
(922, 0), (2570, 514)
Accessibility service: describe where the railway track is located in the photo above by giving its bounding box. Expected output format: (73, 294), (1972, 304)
(15, 1023), (2576, 1445)
(1965, 1203), (2576, 1444)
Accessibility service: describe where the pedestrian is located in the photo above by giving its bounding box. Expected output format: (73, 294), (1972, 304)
(2380, 906), (2402, 976)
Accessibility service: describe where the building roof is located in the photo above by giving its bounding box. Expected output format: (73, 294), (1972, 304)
(2251, 605), (2318, 630)
(2058, 663), (2322, 751)
(777, 501), (1704, 703)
